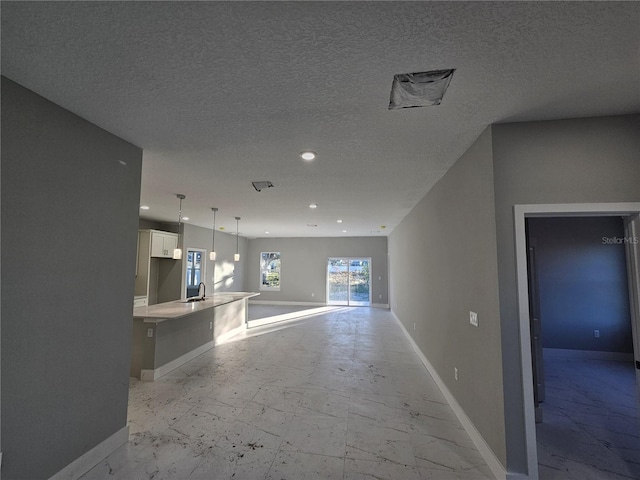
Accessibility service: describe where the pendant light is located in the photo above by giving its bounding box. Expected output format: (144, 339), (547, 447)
(209, 208), (218, 261)
(234, 216), (241, 262)
(173, 194), (185, 260)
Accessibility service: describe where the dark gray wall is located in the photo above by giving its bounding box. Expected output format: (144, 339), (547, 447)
(1, 78), (142, 479)
(528, 217), (633, 353)
(246, 237), (388, 304)
(388, 128), (506, 466)
(492, 114), (640, 474)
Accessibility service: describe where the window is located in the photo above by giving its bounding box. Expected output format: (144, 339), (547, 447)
(260, 252), (281, 291)
(185, 249), (205, 298)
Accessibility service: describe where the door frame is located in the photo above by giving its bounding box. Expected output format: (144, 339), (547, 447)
(514, 202), (640, 479)
(183, 247), (207, 299)
(624, 214), (640, 395)
(326, 257), (372, 306)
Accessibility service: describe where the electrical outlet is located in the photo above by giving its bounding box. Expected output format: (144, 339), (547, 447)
(470, 311), (478, 327)
(311, 293), (315, 297)
(594, 329), (600, 338)
(209, 322), (213, 330)
(147, 328), (153, 338)
(454, 367), (459, 381)
(379, 294), (382, 299)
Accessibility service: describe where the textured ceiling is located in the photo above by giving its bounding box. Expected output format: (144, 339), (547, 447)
(2, 1), (639, 237)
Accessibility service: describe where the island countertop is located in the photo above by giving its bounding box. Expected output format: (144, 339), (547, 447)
(133, 292), (259, 322)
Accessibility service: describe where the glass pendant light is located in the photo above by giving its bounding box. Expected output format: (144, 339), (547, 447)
(173, 194), (185, 260)
(209, 207), (218, 261)
(234, 216), (241, 262)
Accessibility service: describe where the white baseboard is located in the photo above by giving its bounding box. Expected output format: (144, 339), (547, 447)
(371, 303), (390, 309)
(140, 325), (248, 381)
(249, 300), (326, 307)
(49, 426), (129, 480)
(249, 300), (389, 309)
(392, 312), (508, 480)
(247, 306), (341, 328)
(543, 347), (634, 362)
(141, 339), (216, 381)
(214, 324), (245, 346)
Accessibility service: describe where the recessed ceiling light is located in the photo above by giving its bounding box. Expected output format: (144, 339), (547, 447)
(300, 151), (316, 161)
(182, 217), (189, 221)
(342, 230), (347, 233)
(336, 219), (343, 223)
(309, 203), (318, 209)
(140, 205), (150, 210)
(265, 231), (270, 234)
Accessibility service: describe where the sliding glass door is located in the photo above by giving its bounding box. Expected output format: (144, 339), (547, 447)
(327, 258), (371, 306)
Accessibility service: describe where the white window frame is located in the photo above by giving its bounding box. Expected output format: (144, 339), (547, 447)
(260, 251), (281, 291)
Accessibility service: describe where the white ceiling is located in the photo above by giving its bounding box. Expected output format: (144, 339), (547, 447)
(2, 1), (639, 238)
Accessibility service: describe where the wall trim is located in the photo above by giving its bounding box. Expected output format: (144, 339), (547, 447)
(247, 306), (342, 328)
(543, 348), (634, 362)
(140, 324), (246, 382)
(141, 339), (215, 381)
(249, 300), (326, 307)
(215, 324), (245, 346)
(371, 303), (389, 309)
(249, 300), (389, 309)
(392, 311), (508, 480)
(49, 426), (129, 480)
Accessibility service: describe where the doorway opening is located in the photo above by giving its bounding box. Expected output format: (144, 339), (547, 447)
(514, 203), (640, 480)
(327, 258), (371, 306)
(525, 215), (639, 478)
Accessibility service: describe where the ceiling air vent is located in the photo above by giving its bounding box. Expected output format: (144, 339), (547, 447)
(388, 69), (455, 109)
(251, 181), (274, 192)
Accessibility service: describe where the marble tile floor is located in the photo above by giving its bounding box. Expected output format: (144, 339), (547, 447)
(81, 307), (494, 480)
(536, 353), (640, 480)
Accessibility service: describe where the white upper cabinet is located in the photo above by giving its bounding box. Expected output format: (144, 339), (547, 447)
(150, 231), (178, 258)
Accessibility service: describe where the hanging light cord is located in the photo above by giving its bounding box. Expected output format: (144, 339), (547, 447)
(235, 216), (241, 260)
(177, 194), (185, 248)
(211, 207), (217, 253)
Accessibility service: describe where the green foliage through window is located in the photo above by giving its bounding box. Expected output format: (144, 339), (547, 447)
(260, 252), (281, 290)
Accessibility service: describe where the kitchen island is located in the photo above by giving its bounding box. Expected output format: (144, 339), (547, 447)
(131, 292), (259, 381)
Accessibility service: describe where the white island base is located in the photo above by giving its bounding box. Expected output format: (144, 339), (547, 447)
(131, 292), (259, 381)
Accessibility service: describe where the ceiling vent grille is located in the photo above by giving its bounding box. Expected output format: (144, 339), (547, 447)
(252, 181), (274, 192)
(389, 69), (455, 109)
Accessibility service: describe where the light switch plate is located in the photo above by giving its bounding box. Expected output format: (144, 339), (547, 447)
(470, 311), (478, 327)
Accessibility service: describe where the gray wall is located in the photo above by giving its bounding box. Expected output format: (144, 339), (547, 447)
(246, 237), (388, 304)
(388, 128), (507, 466)
(1, 78), (142, 478)
(528, 217), (633, 353)
(134, 222), (248, 303)
(492, 114), (640, 474)
(183, 223), (248, 295)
